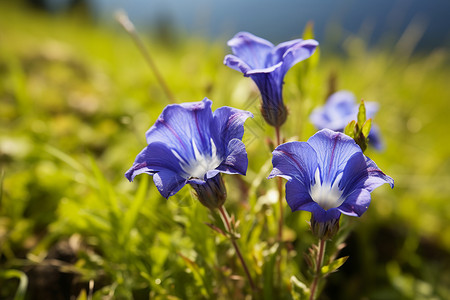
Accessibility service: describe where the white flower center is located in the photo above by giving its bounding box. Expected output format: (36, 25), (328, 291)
(310, 168), (344, 210)
(172, 138), (222, 179)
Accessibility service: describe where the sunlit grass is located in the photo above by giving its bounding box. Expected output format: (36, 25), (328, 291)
(1, 2), (449, 299)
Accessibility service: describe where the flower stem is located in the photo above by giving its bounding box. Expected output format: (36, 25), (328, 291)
(275, 126), (284, 286)
(310, 239), (326, 300)
(115, 10), (175, 103)
(275, 126), (284, 243)
(218, 206), (256, 292)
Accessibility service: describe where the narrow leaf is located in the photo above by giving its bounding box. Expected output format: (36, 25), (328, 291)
(302, 21), (315, 40)
(357, 100), (366, 126)
(204, 222), (227, 237)
(321, 256), (349, 275)
(362, 118), (372, 138)
(262, 244), (279, 300)
(0, 269), (28, 300)
(290, 275), (309, 292)
(344, 120), (356, 138)
(290, 275), (309, 300)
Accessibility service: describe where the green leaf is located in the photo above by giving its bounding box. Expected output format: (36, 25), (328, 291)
(290, 275), (309, 300)
(76, 290), (87, 300)
(362, 119), (372, 138)
(302, 21), (315, 40)
(321, 256), (349, 275)
(262, 243), (279, 300)
(344, 120), (356, 138)
(0, 269), (28, 300)
(178, 252), (211, 298)
(302, 21), (320, 69)
(357, 100), (367, 126)
(122, 175), (149, 241)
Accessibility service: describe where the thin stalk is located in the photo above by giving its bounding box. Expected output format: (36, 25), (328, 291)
(218, 205), (256, 292)
(275, 125), (283, 244)
(275, 126), (284, 286)
(309, 239), (326, 300)
(115, 10), (175, 103)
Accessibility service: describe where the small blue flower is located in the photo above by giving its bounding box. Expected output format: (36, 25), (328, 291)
(310, 90), (384, 150)
(125, 98), (253, 205)
(224, 32), (318, 127)
(269, 129), (393, 226)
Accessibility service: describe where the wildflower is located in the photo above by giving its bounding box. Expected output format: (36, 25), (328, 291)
(310, 90), (383, 150)
(224, 32), (318, 127)
(269, 129), (393, 239)
(125, 98), (253, 209)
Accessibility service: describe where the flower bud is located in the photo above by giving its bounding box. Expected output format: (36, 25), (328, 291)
(189, 174), (227, 210)
(261, 102), (288, 128)
(310, 214), (340, 240)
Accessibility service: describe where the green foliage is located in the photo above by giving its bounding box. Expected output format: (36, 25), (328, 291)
(344, 100), (372, 152)
(0, 269), (28, 300)
(1, 2), (450, 300)
(321, 256), (348, 275)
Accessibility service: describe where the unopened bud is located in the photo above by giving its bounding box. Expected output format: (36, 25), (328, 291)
(261, 102), (288, 128)
(189, 174), (227, 210)
(310, 214), (340, 240)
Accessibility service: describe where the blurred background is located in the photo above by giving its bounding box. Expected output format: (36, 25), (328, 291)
(28, 0), (450, 51)
(1, 0), (449, 299)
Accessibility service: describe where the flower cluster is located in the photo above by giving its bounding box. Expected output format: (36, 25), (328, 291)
(126, 32), (393, 225)
(125, 31), (394, 297)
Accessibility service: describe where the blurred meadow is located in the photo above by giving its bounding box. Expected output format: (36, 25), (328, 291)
(1, 1), (450, 299)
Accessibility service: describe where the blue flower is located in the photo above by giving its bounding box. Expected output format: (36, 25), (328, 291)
(224, 32), (318, 127)
(269, 129), (393, 235)
(310, 90), (384, 150)
(125, 98), (253, 207)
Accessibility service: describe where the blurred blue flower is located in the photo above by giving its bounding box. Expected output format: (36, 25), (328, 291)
(224, 32), (318, 127)
(126, 98), (253, 207)
(269, 129), (393, 230)
(309, 90), (383, 150)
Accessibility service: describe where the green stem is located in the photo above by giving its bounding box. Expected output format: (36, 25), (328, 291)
(116, 11), (175, 103)
(310, 239), (326, 300)
(275, 126), (284, 286)
(275, 126), (283, 244)
(218, 205), (256, 292)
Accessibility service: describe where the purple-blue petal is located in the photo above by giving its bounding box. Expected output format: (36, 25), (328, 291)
(365, 101), (379, 119)
(125, 142), (188, 198)
(368, 124), (384, 150)
(153, 170), (187, 198)
(125, 142), (184, 182)
(212, 105), (253, 151)
(309, 91), (357, 130)
(227, 32), (274, 69)
(271, 39), (304, 62)
(338, 189), (371, 217)
(269, 141), (318, 183)
(364, 156), (394, 191)
(284, 179), (315, 212)
(279, 39), (319, 77)
(338, 152), (370, 198)
(310, 207), (342, 223)
(216, 139), (249, 176)
(307, 129), (362, 184)
(248, 72), (283, 107)
(223, 55), (254, 76)
(146, 98), (214, 162)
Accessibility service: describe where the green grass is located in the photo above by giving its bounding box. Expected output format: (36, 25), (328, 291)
(1, 2), (449, 299)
